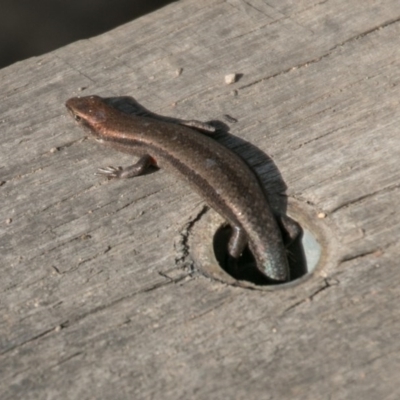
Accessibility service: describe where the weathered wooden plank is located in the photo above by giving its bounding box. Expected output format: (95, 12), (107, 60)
(1, 0), (400, 399)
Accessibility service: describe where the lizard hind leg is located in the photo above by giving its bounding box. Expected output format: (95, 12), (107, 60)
(225, 225), (271, 284)
(223, 225), (248, 278)
(227, 225), (248, 259)
(276, 214), (302, 247)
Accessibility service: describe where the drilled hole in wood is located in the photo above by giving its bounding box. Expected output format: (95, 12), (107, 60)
(189, 202), (326, 289)
(213, 223), (309, 286)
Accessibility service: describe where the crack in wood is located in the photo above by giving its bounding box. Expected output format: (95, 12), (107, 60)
(340, 248), (383, 264)
(51, 137), (86, 152)
(157, 270), (191, 284)
(48, 352), (84, 369)
(174, 205), (209, 268)
(283, 277), (338, 312)
(238, 15), (400, 92)
(330, 182), (400, 213)
(1, 278), (181, 356)
(0, 322), (69, 356)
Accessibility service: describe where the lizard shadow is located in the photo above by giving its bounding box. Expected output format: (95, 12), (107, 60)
(104, 96), (306, 285)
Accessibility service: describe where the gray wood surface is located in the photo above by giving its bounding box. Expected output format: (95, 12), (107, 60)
(2, 0), (400, 398)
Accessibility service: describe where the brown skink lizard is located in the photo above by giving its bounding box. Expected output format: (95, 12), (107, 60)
(66, 95), (298, 282)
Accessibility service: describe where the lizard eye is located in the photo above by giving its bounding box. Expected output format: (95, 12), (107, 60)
(74, 114), (82, 122)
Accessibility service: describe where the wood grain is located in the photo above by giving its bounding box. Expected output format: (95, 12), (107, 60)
(1, 0), (400, 398)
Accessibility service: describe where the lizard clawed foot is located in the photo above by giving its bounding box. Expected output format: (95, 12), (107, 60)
(96, 166), (123, 179)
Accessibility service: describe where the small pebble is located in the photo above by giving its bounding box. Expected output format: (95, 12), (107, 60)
(225, 73), (238, 84)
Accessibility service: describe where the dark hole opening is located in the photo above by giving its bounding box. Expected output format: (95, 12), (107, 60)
(213, 224), (307, 286)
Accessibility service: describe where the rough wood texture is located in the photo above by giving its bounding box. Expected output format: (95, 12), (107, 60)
(2, 1), (400, 398)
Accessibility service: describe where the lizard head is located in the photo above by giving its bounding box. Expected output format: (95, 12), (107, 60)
(66, 95), (109, 134)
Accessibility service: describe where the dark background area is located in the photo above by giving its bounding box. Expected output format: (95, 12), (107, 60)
(0, 0), (175, 70)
